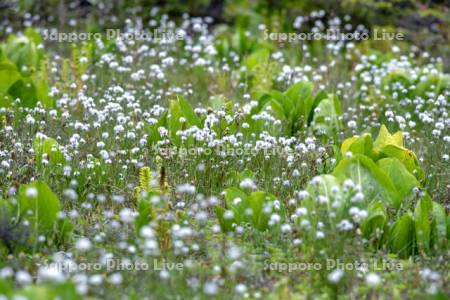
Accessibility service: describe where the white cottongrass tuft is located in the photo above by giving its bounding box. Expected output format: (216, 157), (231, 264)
(328, 269), (344, 283)
(239, 178), (257, 190)
(365, 272), (381, 287)
(75, 237), (92, 252)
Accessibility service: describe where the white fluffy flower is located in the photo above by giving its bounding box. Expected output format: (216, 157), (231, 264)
(328, 269), (344, 283)
(25, 187), (38, 198)
(75, 237), (92, 252)
(15, 270), (32, 285)
(365, 272), (381, 287)
(239, 178), (256, 190)
(37, 265), (65, 283)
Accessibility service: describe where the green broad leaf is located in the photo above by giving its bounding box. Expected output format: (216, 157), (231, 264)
(254, 92), (270, 112)
(0, 30), (49, 109)
(379, 144), (425, 181)
(333, 154), (400, 208)
(285, 81), (314, 120)
(269, 89), (287, 111)
(33, 136), (65, 166)
(224, 187), (249, 203)
(248, 191), (271, 231)
(227, 169), (255, 187)
(372, 125), (424, 180)
(8, 77), (38, 107)
(24, 27), (43, 45)
(389, 213), (415, 258)
(248, 191), (285, 231)
(264, 81), (321, 135)
(340, 136), (359, 155)
(168, 100), (183, 147)
(135, 198), (154, 234)
(305, 174), (342, 210)
(285, 81), (312, 103)
(305, 174), (343, 222)
(4, 35), (39, 75)
(267, 96), (286, 120)
(0, 61), (21, 94)
(216, 206), (234, 233)
(33, 75), (52, 108)
(311, 93), (341, 137)
(361, 201), (387, 239)
(307, 90), (328, 125)
(247, 191), (281, 232)
(18, 181), (61, 234)
(414, 195), (433, 254)
(377, 157), (419, 201)
(237, 169), (255, 183)
(214, 38), (229, 59)
(224, 187), (249, 223)
(307, 174), (341, 196)
(341, 133), (374, 158)
(430, 202), (447, 250)
(177, 96), (202, 128)
(268, 89), (285, 103)
(135, 190), (160, 234)
(146, 112), (167, 145)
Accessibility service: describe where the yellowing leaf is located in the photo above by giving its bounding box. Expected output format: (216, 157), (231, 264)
(18, 181), (61, 234)
(372, 125), (425, 181)
(341, 136), (359, 154)
(340, 133), (374, 158)
(373, 125), (404, 153)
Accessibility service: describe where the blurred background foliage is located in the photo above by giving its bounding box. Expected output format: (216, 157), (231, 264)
(1, 0), (449, 68)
